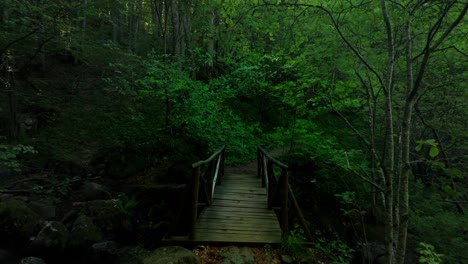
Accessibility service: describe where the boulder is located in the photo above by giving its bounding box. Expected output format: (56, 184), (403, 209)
(18, 256), (47, 264)
(359, 242), (386, 264)
(0, 248), (15, 264)
(218, 246), (255, 264)
(27, 201), (56, 220)
(0, 201), (41, 246)
(68, 215), (103, 249)
(88, 241), (120, 264)
(81, 199), (134, 243)
(30, 221), (69, 253)
(80, 182), (111, 201)
(142, 246), (200, 264)
(81, 200), (123, 234)
(280, 254), (294, 264)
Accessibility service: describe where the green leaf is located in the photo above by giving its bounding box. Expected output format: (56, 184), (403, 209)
(429, 147), (440, 158)
(415, 144), (422, 152)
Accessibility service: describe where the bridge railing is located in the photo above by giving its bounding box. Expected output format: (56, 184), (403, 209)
(257, 146), (313, 241)
(190, 146), (225, 239)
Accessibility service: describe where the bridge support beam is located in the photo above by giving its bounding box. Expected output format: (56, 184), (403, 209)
(280, 170), (289, 239)
(190, 166), (201, 239)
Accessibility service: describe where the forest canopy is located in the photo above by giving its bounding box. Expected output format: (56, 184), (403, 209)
(1, 0), (466, 263)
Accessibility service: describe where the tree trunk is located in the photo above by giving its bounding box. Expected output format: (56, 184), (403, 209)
(380, 1), (395, 263)
(171, 0), (181, 57)
(395, 18), (413, 264)
(111, 0), (120, 43)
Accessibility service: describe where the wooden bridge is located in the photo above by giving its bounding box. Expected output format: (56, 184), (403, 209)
(164, 146), (312, 245)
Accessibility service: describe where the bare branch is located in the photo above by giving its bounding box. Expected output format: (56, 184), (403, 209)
(412, 0), (468, 102)
(430, 1), (468, 51)
(346, 165), (384, 192)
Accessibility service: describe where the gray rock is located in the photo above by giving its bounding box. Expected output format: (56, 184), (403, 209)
(219, 246), (255, 264)
(359, 242), (386, 264)
(27, 201), (56, 220)
(82, 200), (122, 233)
(81, 182), (111, 201)
(69, 215), (103, 249)
(0, 200), (41, 245)
(280, 254), (294, 264)
(142, 246), (200, 264)
(88, 241), (120, 264)
(30, 221), (69, 252)
(18, 256), (47, 264)
(0, 248), (15, 264)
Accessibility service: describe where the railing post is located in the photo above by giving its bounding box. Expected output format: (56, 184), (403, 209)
(257, 148), (261, 179)
(190, 166), (201, 239)
(263, 156), (269, 188)
(280, 169), (289, 239)
(219, 149), (225, 185)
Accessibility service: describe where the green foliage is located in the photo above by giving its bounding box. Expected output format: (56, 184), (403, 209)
(415, 139), (440, 158)
(126, 244), (150, 259)
(280, 224), (307, 258)
(0, 144), (37, 172)
(114, 193), (138, 216)
(417, 242), (443, 264)
(315, 237), (354, 264)
(410, 181), (467, 263)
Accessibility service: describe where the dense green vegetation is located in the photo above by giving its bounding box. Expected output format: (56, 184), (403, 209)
(1, 0), (466, 263)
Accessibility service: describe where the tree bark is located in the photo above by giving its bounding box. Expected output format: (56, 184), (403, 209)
(111, 0), (120, 43)
(395, 18), (413, 264)
(171, 0), (181, 57)
(380, 1), (395, 263)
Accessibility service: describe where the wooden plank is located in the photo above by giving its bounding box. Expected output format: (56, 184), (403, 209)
(196, 224), (280, 232)
(211, 203), (266, 209)
(197, 218), (280, 228)
(191, 172), (282, 244)
(194, 232), (281, 243)
(198, 210), (274, 218)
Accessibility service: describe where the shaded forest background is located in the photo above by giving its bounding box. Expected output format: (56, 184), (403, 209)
(0, 0), (466, 263)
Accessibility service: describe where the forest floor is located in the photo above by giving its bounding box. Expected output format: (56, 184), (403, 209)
(193, 245), (283, 264)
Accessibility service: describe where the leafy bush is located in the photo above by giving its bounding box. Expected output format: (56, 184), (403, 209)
(417, 242), (443, 264)
(315, 237), (354, 264)
(280, 225), (307, 258)
(0, 144), (37, 172)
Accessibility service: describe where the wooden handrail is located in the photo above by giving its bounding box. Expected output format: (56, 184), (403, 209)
(257, 146), (313, 242)
(258, 146), (288, 169)
(190, 146), (225, 239)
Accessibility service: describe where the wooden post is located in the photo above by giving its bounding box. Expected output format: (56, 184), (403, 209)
(288, 184), (313, 241)
(257, 149), (261, 179)
(208, 161), (215, 203)
(190, 166), (201, 239)
(219, 149), (225, 185)
(280, 169), (289, 239)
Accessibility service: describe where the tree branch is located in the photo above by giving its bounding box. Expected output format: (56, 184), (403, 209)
(411, 0), (467, 103)
(430, 1), (468, 52)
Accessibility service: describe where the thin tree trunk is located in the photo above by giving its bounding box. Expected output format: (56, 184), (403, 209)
(5, 51), (17, 140)
(111, 0), (120, 43)
(381, 1), (395, 263)
(171, 0), (181, 57)
(134, 0), (142, 53)
(395, 18), (413, 264)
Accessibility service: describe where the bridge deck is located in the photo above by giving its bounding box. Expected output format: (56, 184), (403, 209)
(193, 172), (282, 244)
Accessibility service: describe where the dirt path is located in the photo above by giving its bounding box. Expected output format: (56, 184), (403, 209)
(193, 245), (283, 264)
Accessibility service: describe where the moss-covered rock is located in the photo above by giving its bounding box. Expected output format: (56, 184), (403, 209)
(142, 246), (200, 264)
(30, 221), (69, 252)
(68, 215), (103, 250)
(81, 200), (133, 242)
(0, 201), (42, 246)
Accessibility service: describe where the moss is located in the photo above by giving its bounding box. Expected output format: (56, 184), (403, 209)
(0, 201), (41, 245)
